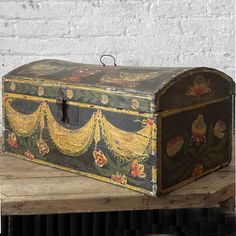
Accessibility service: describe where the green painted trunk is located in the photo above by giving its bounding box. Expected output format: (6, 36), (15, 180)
(2, 59), (235, 196)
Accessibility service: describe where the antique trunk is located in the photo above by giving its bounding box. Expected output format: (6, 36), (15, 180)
(2, 59), (235, 196)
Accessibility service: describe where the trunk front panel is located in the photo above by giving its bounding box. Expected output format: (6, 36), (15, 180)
(3, 93), (158, 195)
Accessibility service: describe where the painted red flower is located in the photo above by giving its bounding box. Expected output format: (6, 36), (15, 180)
(37, 139), (49, 156)
(61, 67), (103, 82)
(7, 133), (18, 148)
(144, 118), (154, 126)
(130, 160), (146, 178)
(185, 75), (211, 99)
(61, 76), (81, 82)
(191, 115), (207, 146)
(24, 150), (34, 160)
(111, 172), (127, 185)
(93, 151), (107, 167)
(166, 135), (184, 157)
(192, 163), (203, 177)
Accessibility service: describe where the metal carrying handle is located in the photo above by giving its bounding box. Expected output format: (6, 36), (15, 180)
(100, 54), (117, 67)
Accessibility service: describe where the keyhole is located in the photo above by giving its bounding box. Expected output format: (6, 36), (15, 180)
(61, 99), (69, 123)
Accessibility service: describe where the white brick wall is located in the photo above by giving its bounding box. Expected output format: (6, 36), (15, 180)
(0, 0), (235, 125)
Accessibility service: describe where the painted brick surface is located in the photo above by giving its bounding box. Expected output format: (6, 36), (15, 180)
(0, 0), (235, 127)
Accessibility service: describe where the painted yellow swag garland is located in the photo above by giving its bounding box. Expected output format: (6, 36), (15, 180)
(4, 98), (156, 162)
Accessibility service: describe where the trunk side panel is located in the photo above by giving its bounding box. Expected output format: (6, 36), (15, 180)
(159, 97), (232, 193)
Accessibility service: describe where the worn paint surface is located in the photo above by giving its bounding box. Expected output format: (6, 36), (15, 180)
(159, 98), (232, 192)
(2, 59), (235, 196)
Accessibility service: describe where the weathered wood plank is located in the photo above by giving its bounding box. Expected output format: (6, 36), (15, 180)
(2, 193), (210, 215)
(219, 197), (235, 212)
(1, 169), (233, 215)
(1, 176), (141, 198)
(218, 165), (235, 172)
(1, 149), (235, 215)
(209, 180), (235, 205)
(0, 153), (76, 180)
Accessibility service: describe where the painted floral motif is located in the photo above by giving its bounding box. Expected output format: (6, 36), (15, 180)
(130, 160), (146, 178)
(162, 113), (229, 186)
(192, 163), (203, 177)
(7, 133), (18, 148)
(37, 86), (44, 96)
(66, 89), (74, 99)
(100, 75), (139, 88)
(151, 166), (157, 182)
(100, 72), (159, 88)
(101, 94), (109, 104)
(93, 150), (108, 167)
(111, 172), (127, 185)
(61, 76), (80, 82)
(131, 99), (139, 110)
(213, 120), (226, 139)
(191, 115), (207, 146)
(19, 64), (64, 76)
(166, 135), (184, 157)
(24, 150), (34, 160)
(143, 118), (154, 126)
(61, 67), (104, 82)
(37, 139), (49, 156)
(185, 75), (211, 98)
(10, 82), (16, 91)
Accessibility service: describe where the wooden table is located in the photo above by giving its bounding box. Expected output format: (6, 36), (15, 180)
(1, 152), (235, 215)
